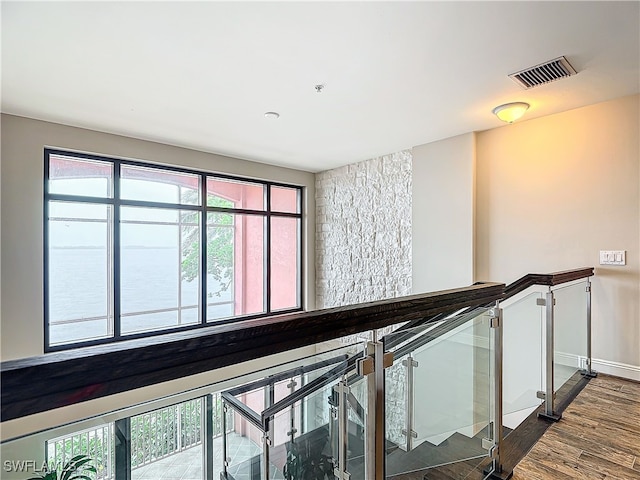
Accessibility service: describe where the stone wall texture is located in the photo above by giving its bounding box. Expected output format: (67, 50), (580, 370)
(315, 150), (413, 450)
(315, 150), (412, 309)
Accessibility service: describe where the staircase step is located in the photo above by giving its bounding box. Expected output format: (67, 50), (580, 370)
(423, 457), (490, 480)
(386, 431), (488, 479)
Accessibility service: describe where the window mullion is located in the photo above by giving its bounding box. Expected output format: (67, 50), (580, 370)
(177, 198), (183, 327)
(43, 153), (51, 350)
(113, 161), (122, 339)
(297, 188), (303, 310)
(265, 187), (271, 314)
(200, 174), (207, 325)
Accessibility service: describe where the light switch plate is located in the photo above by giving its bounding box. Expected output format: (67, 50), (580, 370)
(599, 250), (626, 265)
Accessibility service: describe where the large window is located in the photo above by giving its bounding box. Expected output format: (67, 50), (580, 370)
(45, 149), (303, 350)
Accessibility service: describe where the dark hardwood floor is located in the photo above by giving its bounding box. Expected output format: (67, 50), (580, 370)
(512, 374), (640, 480)
(421, 372), (640, 480)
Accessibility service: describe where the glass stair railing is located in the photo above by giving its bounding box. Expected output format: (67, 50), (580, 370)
(500, 276), (593, 426)
(383, 307), (497, 480)
(501, 290), (544, 430)
(219, 343), (365, 480)
(0, 268), (597, 480)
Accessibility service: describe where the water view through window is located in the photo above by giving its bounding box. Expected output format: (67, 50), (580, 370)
(45, 150), (302, 349)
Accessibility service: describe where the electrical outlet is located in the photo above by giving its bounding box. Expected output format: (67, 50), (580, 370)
(599, 250), (626, 265)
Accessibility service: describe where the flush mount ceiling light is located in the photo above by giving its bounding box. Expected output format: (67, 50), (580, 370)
(492, 102), (530, 123)
(264, 111), (280, 119)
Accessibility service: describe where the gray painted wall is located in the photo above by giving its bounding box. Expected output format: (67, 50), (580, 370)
(412, 133), (475, 292)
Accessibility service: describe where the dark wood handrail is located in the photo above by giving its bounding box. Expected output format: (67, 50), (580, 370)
(1, 282), (504, 422)
(503, 267), (594, 300)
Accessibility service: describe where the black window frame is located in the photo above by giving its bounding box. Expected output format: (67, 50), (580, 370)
(44, 148), (304, 352)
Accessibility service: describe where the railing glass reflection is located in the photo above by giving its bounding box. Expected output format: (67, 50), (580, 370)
(383, 307), (496, 479)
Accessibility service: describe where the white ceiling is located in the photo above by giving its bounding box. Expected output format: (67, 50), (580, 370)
(2, 1), (639, 172)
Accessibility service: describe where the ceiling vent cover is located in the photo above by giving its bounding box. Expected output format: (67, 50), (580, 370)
(509, 56), (577, 89)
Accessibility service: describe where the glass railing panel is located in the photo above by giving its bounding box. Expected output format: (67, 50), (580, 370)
(383, 320), (444, 452)
(131, 398), (204, 480)
(0, 397), (209, 480)
(0, 340), (366, 480)
(223, 345), (361, 417)
(272, 376), (300, 405)
(553, 280), (588, 391)
(300, 380), (333, 435)
(384, 355), (407, 449)
(223, 408), (265, 479)
(269, 384), (334, 480)
(502, 291), (544, 430)
(219, 340), (366, 479)
(345, 374), (367, 479)
(270, 378), (301, 449)
(212, 392), (236, 477)
(383, 307), (494, 479)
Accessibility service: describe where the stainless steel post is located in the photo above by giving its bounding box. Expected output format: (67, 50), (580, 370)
(539, 290), (561, 421)
(262, 378), (274, 480)
(264, 381), (274, 410)
(583, 279), (597, 378)
(374, 341), (385, 480)
(361, 339), (390, 480)
(365, 342), (376, 480)
(546, 290), (555, 417)
(262, 426), (270, 480)
(491, 304), (504, 475)
(204, 396), (214, 480)
(363, 341), (386, 480)
(299, 374), (306, 435)
(221, 403), (228, 477)
(287, 378), (298, 443)
(333, 379), (350, 480)
(402, 355), (418, 452)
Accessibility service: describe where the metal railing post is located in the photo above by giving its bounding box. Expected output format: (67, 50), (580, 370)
(204, 395), (214, 480)
(222, 402), (229, 478)
(374, 341), (386, 480)
(262, 379), (274, 480)
(484, 303), (505, 478)
(582, 278), (598, 378)
(361, 341), (391, 480)
(538, 290), (561, 421)
(287, 378), (298, 443)
(364, 342), (376, 480)
(262, 425), (271, 480)
(333, 378), (350, 480)
(401, 355), (418, 452)
(299, 374), (306, 435)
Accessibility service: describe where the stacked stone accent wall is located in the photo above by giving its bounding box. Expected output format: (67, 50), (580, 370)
(315, 150), (412, 447)
(315, 150), (412, 309)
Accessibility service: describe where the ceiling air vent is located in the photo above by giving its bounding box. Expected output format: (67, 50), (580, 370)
(509, 56), (577, 89)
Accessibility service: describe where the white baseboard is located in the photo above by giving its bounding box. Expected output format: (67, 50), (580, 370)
(591, 358), (640, 381)
(551, 352), (640, 381)
(554, 351), (584, 368)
